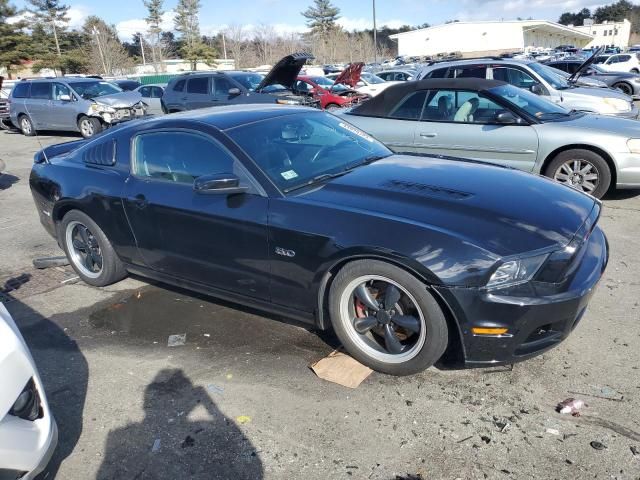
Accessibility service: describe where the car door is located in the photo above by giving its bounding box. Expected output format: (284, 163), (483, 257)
(184, 77), (212, 110)
(414, 89), (539, 171)
(49, 82), (77, 129)
(25, 82), (52, 129)
(210, 76), (236, 106)
(122, 128), (271, 300)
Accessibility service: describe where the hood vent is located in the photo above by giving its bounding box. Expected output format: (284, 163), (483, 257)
(380, 179), (473, 200)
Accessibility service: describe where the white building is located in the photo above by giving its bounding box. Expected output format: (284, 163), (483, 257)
(573, 19), (631, 49)
(389, 20), (593, 58)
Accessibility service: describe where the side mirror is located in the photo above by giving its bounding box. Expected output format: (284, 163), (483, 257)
(529, 83), (544, 95)
(228, 88), (241, 96)
(194, 173), (248, 195)
(59, 94), (71, 102)
(495, 111), (520, 124)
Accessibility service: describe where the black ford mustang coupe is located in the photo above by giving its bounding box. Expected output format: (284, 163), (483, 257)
(30, 106), (608, 375)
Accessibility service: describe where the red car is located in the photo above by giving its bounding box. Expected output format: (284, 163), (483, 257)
(296, 66), (369, 110)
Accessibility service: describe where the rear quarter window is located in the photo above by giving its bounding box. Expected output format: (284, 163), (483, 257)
(172, 79), (186, 92)
(83, 139), (116, 166)
(11, 83), (30, 98)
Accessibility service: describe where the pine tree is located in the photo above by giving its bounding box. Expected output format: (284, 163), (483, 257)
(26, 0), (70, 56)
(301, 0), (340, 37)
(173, 0), (215, 70)
(144, 0), (165, 71)
(0, 0), (32, 78)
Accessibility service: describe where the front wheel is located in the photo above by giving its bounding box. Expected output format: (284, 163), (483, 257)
(329, 260), (448, 375)
(544, 149), (611, 199)
(613, 82), (633, 96)
(77, 116), (102, 139)
(60, 210), (127, 286)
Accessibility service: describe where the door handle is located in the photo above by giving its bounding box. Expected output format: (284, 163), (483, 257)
(132, 194), (147, 209)
(419, 132), (438, 138)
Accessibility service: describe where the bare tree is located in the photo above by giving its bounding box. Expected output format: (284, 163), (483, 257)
(83, 16), (135, 76)
(225, 24), (248, 68)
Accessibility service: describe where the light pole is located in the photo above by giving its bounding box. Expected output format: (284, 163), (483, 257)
(373, 0), (378, 64)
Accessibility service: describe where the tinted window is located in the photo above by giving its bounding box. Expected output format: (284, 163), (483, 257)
(492, 67), (536, 89)
(389, 91), (427, 120)
(30, 83), (51, 100)
(187, 77), (209, 94)
(173, 79), (186, 92)
(618, 55), (631, 62)
(212, 77), (234, 96)
(139, 86), (151, 97)
(133, 131), (236, 184)
(377, 72), (390, 80)
(452, 66), (487, 79)
(426, 68), (447, 78)
(12, 83), (30, 98)
(151, 86), (164, 98)
(566, 63), (580, 74)
(294, 80), (312, 93)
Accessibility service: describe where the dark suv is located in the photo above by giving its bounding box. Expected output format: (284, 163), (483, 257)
(162, 53), (319, 113)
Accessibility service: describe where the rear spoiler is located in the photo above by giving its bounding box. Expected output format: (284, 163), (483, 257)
(34, 139), (87, 164)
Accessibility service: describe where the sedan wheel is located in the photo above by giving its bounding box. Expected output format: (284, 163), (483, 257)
(553, 159), (600, 195)
(614, 82), (633, 96)
(545, 149), (611, 199)
(65, 220), (103, 279)
(329, 260), (448, 375)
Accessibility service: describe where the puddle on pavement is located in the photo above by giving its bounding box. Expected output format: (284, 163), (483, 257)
(89, 286), (331, 354)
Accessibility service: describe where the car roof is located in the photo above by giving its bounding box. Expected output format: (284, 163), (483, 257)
(350, 78), (507, 117)
(423, 58), (534, 70)
(20, 77), (105, 83)
(139, 104), (322, 131)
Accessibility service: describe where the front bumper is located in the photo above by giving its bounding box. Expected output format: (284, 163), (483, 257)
(436, 226), (609, 367)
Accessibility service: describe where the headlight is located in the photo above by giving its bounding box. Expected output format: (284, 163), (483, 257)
(486, 254), (548, 289)
(90, 103), (116, 114)
(276, 98), (300, 105)
(633, 78), (640, 83)
(628, 138), (640, 153)
(603, 97), (631, 112)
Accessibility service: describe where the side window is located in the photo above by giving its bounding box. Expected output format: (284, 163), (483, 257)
(138, 86), (151, 97)
(30, 83), (51, 100)
(492, 67), (536, 89)
(619, 55), (631, 62)
(151, 87), (164, 98)
(426, 67), (448, 79)
(294, 80), (310, 93)
(212, 77), (233, 96)
(452, 66), (487, 79)
(173, 79), (186, 92)
(388, 91), (427, 120)
(52, 83), (70, 100)
(607, 56), (619, 64)
(566, 63), (579, 74)
(377, 72), (388, 80)
(12, 83), (30, 98)
(133, 131), (237, 184)
(187, 77), (209, 94)
(422, 90), (505, 124)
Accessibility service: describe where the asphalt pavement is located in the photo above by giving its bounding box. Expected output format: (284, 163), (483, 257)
(1, 129), (640, 480)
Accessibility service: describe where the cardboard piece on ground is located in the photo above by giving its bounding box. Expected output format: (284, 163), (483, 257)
(310, 350), (373, 388)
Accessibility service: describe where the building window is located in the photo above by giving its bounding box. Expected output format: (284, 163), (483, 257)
(609, 29), (613, 35)
(593, 31), (596, 35)
(604, 30), (608, 36)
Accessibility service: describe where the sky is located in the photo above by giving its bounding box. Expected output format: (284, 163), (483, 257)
(11, 0), (637, 41)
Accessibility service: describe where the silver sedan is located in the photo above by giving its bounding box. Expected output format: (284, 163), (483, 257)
(341, 78), (640, 198)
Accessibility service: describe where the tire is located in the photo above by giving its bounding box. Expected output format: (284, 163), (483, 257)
(325, 103), (341, 111)
(631, 68), (639, 73)
(544, 149), (611, 199)
(613, 82), (633, 96)
(77, 116), (102, 139)
(60, 210), (127, 286)
(18, 114), (36, 136)
(328, 260), (448, 375)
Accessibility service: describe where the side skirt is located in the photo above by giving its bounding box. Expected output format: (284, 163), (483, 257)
(124, 263), (318, 327)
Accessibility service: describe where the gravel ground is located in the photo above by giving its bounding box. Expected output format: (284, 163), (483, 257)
(1, 129), (640, 480)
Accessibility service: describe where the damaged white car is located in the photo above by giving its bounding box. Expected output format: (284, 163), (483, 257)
(0, 303), (57, 479)
(9, 78), (147, 138)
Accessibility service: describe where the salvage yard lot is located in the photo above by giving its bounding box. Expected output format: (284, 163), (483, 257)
(1, 130), (640, 479)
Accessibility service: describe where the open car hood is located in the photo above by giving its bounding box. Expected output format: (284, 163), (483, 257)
(569, 46), (604, 83)
(256, 53), (315, 91)
(332, 62), (365, 87)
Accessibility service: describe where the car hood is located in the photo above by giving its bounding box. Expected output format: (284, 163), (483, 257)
(568, 46), (604, 82)
(563, 85), (631, 101)
(332, 62), (365, 87)
(297, 155), (596, 257)
(544, 112), (640, 137)
(93, 91), (143, 108)
(256, 53), (315, 91)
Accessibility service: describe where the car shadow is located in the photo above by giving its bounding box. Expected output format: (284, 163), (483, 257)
(0, 173), (19, 191)
(2, 293), (88, 480)
(95, 368), (264, 480)
(603, 188), (640, 201)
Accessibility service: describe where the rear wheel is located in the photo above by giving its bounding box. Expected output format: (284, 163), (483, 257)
(613, 82), (633, 96)
(19, 115), (35, 136)
(60, 210), (127, 286)
(544, 149), (611, 199)
(325, 103), (341, 111)
(77, 116), (102, 139)
(329, 260), (448, 375)
(631, 68), (639, 73)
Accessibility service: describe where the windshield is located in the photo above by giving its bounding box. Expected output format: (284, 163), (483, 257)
(310, 76), (350, 91)
(71, 81), (122, 99)
(227, 112), (391, 192)
(361, 73), (385, 84)
(528, 63), (570, 89)
(227, 72), (286, 93)
(488, 84), (574, 120)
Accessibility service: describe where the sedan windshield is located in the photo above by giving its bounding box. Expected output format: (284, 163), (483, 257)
(227, 112), (391, 192)
(71, 81), (122, 99)
(361, 73), (385, 84)
(528, 63), (571, 89)
(488, 84), (577, 120)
